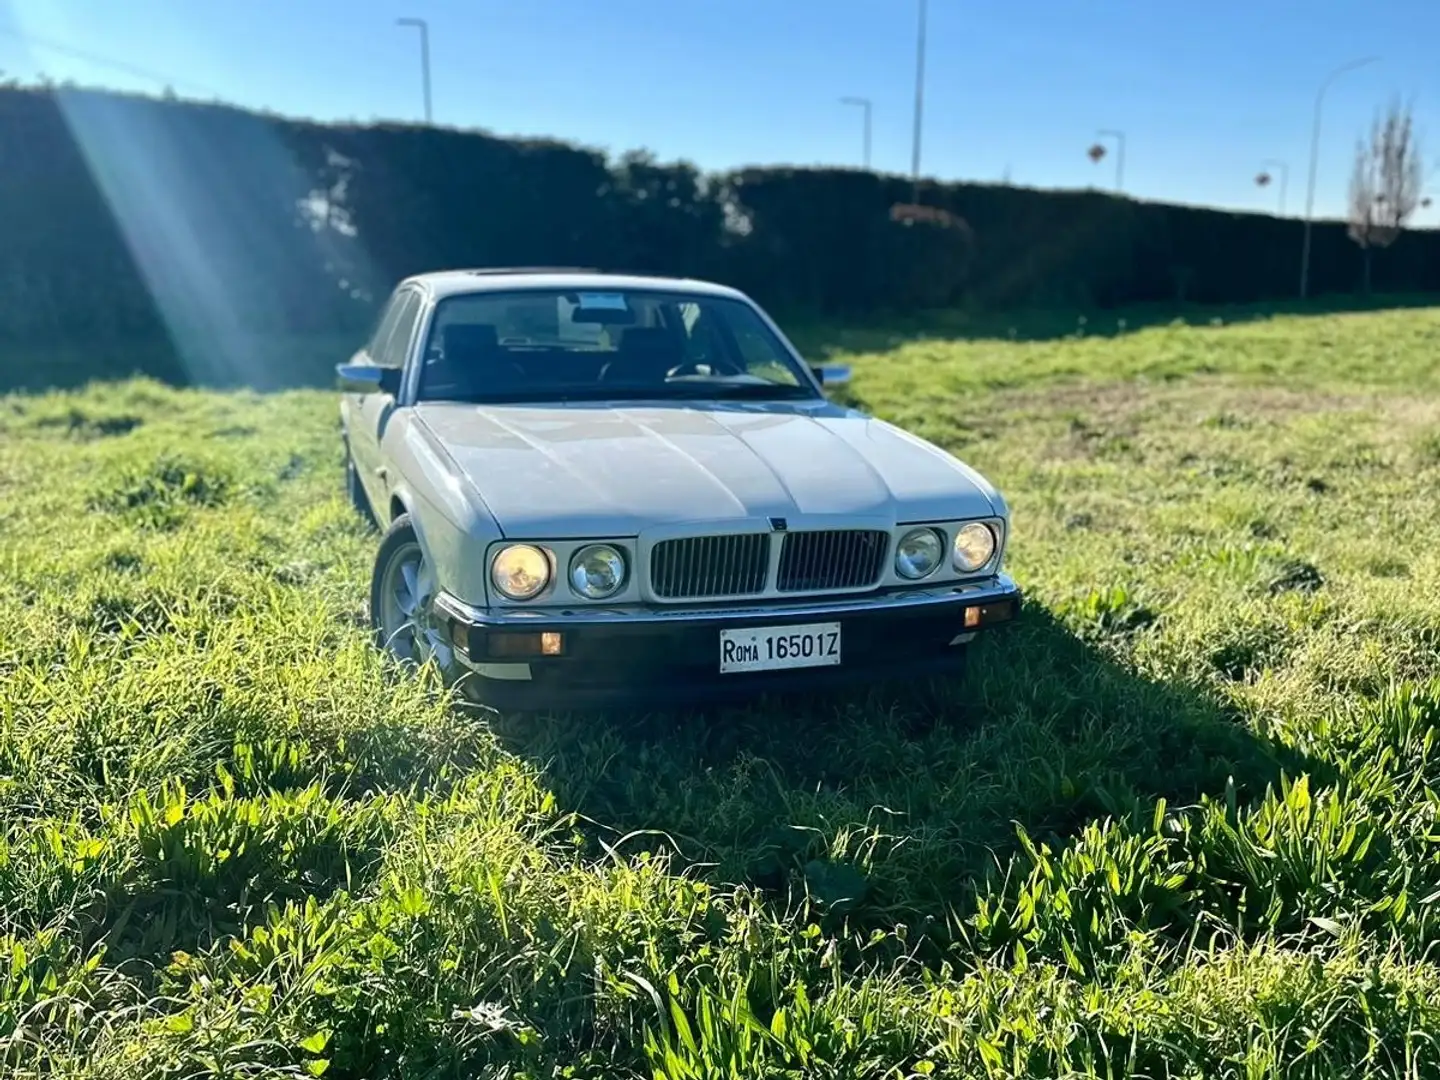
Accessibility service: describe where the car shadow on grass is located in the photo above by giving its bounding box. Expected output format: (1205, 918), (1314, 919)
(485, 603), (1321, 953)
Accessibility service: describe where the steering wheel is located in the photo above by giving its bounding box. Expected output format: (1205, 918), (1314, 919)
(598, 359), (675, 383)
(494, 358), (529, 384)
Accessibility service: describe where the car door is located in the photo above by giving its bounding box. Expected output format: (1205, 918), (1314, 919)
(350, 288), (423, 518)
(344, 290), (404, 507)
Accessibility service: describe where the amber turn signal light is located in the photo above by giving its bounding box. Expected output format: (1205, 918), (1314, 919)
(486, 631), (566, 658)
(443, 616), (470, 655)
(964, 601), (1016, 629)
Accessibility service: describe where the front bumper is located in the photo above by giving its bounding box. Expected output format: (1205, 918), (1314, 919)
(431, 573), (1022, 710)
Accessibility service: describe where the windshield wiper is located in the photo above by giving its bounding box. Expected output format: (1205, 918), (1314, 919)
(424, 383), (815, 406)
(668, 382), (814, 400)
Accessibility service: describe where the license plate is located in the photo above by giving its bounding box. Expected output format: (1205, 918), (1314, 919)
(719, 622), (841, 674)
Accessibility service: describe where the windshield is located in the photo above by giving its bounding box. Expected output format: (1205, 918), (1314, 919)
(414, 288), (820, 404)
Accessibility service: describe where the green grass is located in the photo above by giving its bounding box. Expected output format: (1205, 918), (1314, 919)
(4, 304), (1440, 1077)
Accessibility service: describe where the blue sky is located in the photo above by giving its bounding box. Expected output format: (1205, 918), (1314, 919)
(3, 0), (1438, 223)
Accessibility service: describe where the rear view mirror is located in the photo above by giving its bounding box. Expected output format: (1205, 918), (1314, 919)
(811, 364), (852, 387)
(570, 307), (637, 326)
(566, 292), (637, 326)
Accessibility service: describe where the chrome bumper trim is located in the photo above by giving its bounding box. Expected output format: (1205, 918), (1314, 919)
(434, 572), (1020, 629)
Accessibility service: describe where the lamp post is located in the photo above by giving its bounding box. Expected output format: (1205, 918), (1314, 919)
(1092, 129), (1126, 191)
(840, 96), (873, 169)
(396, 16), (432, 124)
(1257, 158), (1289, 215)
(1299, 55), (1379, 299)
(1419, 161), (1440, 218)
(910, 0), (927, 203)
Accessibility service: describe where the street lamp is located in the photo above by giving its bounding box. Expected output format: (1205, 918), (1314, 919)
(1299, 55), (1379, 299)
(396, 16), (432, 124)
(1420, 161), (1440, 214)
(910, 0), (927, 203)
(1088, 129), (1126, 191)
(840, 96), (873, 169)
(1256, 158), (1289, 216)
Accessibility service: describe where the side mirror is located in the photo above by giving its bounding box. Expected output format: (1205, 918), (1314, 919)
(810, 364), (852, 388)
(337, 362), (402, 396)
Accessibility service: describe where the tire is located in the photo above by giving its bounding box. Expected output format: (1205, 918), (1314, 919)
(369, 514), (464, 687)
(345, 445), (377, 527)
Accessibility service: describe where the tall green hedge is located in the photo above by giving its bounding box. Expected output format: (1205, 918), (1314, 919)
(2, 85), (1437, 390)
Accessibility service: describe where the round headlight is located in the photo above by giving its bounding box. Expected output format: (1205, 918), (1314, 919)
(952, 522), (997, 572)
(491, 544), (550, 600)
(569, 544), (627, 599)
(895, 527), (943, 580)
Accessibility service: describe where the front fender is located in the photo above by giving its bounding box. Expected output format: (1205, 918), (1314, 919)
(385, 416), (501, 607)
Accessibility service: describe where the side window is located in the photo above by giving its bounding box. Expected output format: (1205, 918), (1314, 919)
(374, 292), (422, 370)
(366, 291), (406, 359)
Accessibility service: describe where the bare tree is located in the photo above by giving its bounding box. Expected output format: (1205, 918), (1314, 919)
(1347, 98), (1424, 294)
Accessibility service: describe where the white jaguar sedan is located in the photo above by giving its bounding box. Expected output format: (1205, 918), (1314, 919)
(338, 268), (1020, 710)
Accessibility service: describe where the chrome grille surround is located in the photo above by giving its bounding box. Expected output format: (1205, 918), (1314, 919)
(648, 529), (892, 599)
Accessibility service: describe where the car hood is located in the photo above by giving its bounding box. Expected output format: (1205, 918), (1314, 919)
(414, 400), (1001, 538)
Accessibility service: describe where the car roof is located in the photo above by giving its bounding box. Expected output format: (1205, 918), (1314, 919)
(398, 268), (753, 303)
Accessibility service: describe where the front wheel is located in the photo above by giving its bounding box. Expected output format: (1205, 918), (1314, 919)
(369, 515), (461, 683)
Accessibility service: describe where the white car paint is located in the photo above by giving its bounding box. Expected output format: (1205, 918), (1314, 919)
(340, 270), (1012, 613)
(412, 399), (1002, 539)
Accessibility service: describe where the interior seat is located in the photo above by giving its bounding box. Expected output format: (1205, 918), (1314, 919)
(598, 326), (681, 386)
(421, 324), (520, 399)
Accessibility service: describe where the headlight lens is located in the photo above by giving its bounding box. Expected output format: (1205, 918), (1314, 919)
(895, 527), (943, 580)
(952, 522), (997, 572)
(491, 544), (550, 600)
(569, 544), (627, 599)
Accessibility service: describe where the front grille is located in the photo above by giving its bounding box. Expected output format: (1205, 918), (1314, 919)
(777, 529), (889, 593)
(650, 534), (769, 599)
